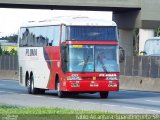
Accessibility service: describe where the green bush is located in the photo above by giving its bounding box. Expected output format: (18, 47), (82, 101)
(0, 46), (17, 56)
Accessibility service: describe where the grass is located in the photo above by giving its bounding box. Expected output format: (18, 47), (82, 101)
(0, 104), (159, 120)
(0, 104), (109, 114)
(0, 104), (113, 120)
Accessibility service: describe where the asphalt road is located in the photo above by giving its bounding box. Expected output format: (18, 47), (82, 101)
(0, 80), (160, 114)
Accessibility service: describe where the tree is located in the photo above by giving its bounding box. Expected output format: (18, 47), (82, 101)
(155, 26), (160, 36)
(133, 28), (139, 56)
(10, 48), (17, 55)
(2, 50), (10, 55)
(8, 34), (18, 43)
(0, 34), (18, 43)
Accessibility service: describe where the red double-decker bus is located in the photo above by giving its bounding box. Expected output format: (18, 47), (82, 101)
(18, 17), (122, 98)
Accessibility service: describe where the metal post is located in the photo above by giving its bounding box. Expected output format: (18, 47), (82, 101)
(9, 55), (10, 70)
(149, 56), (151, 78)
(132, 56), (134, 76)
(124, 55), (126, 76)
(4, 55), (6, 70)
(0, 56), (1, 70)
(12, 56), (15, 70)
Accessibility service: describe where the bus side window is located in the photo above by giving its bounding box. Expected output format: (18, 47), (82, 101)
(52, 26), (60, 46)
(61, 25), (66, 43)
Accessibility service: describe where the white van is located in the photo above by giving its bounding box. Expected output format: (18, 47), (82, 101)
(144, 37), (160, 56)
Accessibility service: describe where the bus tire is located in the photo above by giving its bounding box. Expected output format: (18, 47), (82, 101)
(30, 75), (39, 94)
(27, 77), (31, 94)
(100, 91), (109, 99)
(38, 89), (45, 94)
(56, 80), (66, 98)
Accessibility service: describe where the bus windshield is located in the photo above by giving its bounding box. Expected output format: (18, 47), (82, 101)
(67, 45), (119, 72)
(67, 26), (117, 41)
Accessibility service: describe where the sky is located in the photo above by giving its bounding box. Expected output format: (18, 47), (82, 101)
(0, 8), (112, 37)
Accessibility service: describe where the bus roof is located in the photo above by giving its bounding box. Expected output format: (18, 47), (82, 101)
(21, 16), (117, 28)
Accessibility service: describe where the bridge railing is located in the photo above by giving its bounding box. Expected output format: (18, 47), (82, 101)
(120, 56), (160, 91)
(120, 56), (160, 78)
(0, 55), (18, 70)
(0, 55), (160, 79)
(0, 55), (160, 78)
(0, 55), (18, 80)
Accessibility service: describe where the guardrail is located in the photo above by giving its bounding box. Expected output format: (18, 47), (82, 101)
(0, 55), (18, 70)
(0, 55), (160, 91)
(120, 56), (160, 78)
(0, 55), (18, 80)
(120, 56), (160, 92)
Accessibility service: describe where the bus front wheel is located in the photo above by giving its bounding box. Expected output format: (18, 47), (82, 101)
(56, 81), (66, 98)
(100, 91), (109, 99)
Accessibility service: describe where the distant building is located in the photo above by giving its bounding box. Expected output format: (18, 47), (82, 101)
(0, 40), (17, 52)
(0, 39), (8, 43)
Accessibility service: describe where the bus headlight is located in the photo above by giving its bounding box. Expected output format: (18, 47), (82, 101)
(106, 76), (119, 80)
(67, 75), (82, 80)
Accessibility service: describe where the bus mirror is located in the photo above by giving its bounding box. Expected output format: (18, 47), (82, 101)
(48, 40), (54, 46)
(119, 47), (125, 63)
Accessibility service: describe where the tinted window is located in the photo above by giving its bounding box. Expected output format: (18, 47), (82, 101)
(95, 45), (119, 72)
(68, 45), (94, 72)
(66, 45), (119, 72)
(67, 26), (117, 41)
(19, 25), (60, 47)
(61, 25), (66, 43)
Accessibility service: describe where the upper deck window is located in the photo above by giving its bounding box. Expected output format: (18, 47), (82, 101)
(19, 25), (60, 47)
(67, 26), (117, 41)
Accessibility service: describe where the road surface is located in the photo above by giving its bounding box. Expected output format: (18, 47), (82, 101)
(0, 80), (160, 114)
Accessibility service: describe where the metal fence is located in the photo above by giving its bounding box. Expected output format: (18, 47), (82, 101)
(120, 56), (160, 78)
(0, 55), (18, 70)
(0, 55), (160, 78)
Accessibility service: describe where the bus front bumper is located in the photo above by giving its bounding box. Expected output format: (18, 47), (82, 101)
(62, 80), (119, 92)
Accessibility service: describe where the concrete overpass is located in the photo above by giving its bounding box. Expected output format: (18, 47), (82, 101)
(0, 0), (160, 55)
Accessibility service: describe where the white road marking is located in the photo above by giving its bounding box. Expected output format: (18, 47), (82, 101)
(0, 90), (28, 95)
(1, 90), (160, 113)
(0, 90), (15, 94)
(55, 99), (160, 113)
(123, 106), (142, 110)
(146, 100), (160, 103)
(120, 90), (160, 94)
(114, 106), (160, 113)
(54, 99), (160, 113)
(0, 91), (5, 93)
(149, 109), (160, 113)
(0, 80), (18, 82)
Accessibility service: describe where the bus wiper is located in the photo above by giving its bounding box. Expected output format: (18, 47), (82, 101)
(82, 55), (90, 72)
(97, 55), (108, 73)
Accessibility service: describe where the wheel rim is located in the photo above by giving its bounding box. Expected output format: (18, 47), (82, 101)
(57, 82), (60, 96)
(27, 79), (30, 88)
(31, 79), (34, 92)
(57, 83), (60, 91)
